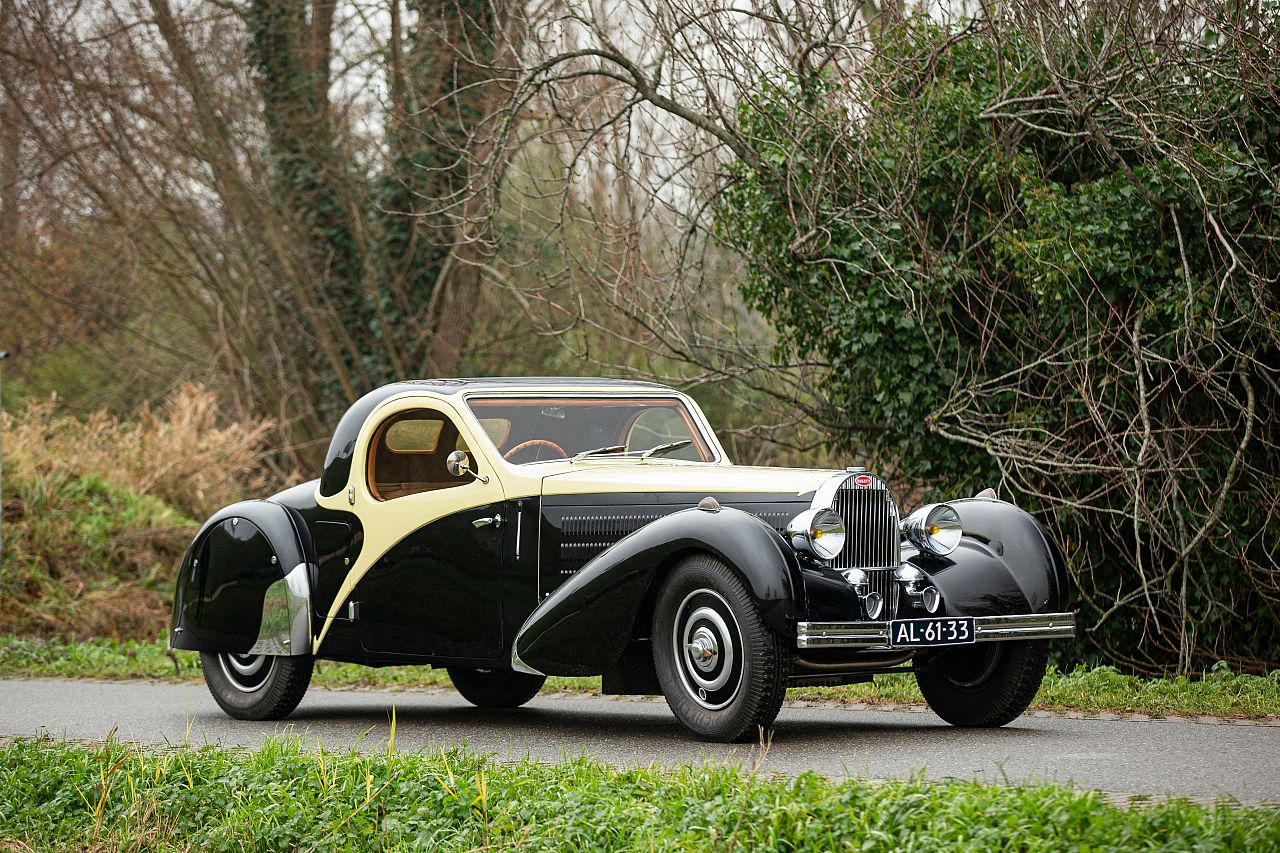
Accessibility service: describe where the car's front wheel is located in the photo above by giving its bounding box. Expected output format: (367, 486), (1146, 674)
(200, 651), (313, 721)
(914, 640), (1048, 727)
(653, 554), (789, 743)
(448, 668), (546, 708)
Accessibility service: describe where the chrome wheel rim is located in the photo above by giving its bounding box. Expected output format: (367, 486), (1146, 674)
(218, 652), (275, 693)
(672, 589), (743, 711)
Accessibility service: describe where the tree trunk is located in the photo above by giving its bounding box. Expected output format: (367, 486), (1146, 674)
(0, 0), (20, 249)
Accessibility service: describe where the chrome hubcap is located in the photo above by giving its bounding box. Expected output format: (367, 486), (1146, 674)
(686, 628), (719, 671)
(673, 589), (743, 711)
(218, 652), (275, 693)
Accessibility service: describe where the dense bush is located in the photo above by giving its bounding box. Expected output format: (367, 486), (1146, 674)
(0, 385), (282, 639)
(715, 4), (1279, 673)
(6, 383), (280, 521)
(0, 472), (187, 640)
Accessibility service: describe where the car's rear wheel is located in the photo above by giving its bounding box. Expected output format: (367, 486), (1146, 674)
(914, 639), (1048, 727)
(200, 651), (313, 721)
(448, 667), (546, 708)
(653, 554), (789, 743)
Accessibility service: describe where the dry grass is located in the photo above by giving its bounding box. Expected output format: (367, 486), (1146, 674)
(5, 383), (281, 520)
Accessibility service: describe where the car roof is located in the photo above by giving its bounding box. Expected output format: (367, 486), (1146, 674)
(390, 377), (673, 394)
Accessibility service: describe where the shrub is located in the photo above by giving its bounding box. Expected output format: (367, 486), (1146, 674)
(714, 5), (1280, 673)
(6, 382), (281, 520)
(0, 384), (285, 639)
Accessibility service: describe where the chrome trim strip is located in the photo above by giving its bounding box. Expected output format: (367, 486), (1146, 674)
(248, 562), (312, 656)
(796, 612), (1076, 649)
(510, 637), (545, 676)
(515, 499), (523, 561)
(810, 472), (854, 512)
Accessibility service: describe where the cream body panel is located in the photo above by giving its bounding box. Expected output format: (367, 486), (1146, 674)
(539, 463), (837, 498)
(312, 393), (507, 651)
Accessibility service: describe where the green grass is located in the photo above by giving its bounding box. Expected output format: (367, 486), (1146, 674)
(2, 635), (1277, 719)
(0, 470), (191, 639)
(1, 737), (1276, 852)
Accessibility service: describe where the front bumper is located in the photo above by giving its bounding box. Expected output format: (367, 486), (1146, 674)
(796, 612), (1076, 650)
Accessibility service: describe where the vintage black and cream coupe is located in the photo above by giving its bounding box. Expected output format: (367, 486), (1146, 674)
(170, 378), (1075, 741)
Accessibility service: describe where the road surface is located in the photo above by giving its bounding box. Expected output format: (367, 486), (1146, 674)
(3, 678), (1277, 804)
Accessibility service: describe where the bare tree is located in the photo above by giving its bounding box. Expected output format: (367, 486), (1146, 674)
(0, 0), (525, 460)
(478, 2), (882, 453)
(0, 0), (20, 249)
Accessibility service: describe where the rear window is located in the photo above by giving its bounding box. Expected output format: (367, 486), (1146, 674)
(383, 418), (444, 453)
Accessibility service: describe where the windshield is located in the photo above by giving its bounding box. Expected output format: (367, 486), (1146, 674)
(465, 396), (715, 465)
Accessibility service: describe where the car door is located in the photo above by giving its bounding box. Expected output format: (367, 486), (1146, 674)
(345, 402), (508, 660)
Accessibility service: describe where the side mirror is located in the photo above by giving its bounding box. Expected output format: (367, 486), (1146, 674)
(446, 450), (488, 484)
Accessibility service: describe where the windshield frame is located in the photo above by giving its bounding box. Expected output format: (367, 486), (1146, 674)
(459, 391), (724, 466)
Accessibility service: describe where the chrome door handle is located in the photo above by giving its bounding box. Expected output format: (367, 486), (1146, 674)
(473, 514), (503, 529)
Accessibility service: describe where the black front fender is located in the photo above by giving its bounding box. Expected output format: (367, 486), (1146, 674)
(907, 498), (1069, 617)
(513, 506), (803, 676)
(170, 500), (310, 654)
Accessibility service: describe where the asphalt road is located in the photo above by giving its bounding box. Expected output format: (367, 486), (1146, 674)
(3, 678), (1277, 804)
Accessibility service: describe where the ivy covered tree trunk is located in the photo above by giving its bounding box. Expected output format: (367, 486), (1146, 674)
(0, 0), (522, 466)
(241, 0), (513, 410)
(0, 0), (19, 250)
(383, 0), (509, 378)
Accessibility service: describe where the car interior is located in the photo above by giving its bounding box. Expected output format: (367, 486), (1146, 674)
(367, 409), (474, 500)
(366, 398), (714, 501)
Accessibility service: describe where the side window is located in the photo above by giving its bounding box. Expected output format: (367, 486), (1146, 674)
(367, 409), (475, 501)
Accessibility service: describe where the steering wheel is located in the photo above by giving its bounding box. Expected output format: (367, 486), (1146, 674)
(503, 439), (568, 463)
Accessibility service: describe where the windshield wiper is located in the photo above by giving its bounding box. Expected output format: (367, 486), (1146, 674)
(640, 439), (692, 458)
(571, 439), (693, 462)
(570, 444), (627, 462)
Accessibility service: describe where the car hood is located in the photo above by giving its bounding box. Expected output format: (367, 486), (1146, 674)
(539, 463), (838, 502)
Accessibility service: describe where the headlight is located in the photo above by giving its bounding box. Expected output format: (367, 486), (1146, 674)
(902, 503), (963, 556)
(786, 508), (846, 561)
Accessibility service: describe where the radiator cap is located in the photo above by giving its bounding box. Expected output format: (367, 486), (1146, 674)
(697, 496), (721, 513)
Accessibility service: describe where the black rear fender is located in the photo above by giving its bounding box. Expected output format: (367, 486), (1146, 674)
(169, 500), (312, 655)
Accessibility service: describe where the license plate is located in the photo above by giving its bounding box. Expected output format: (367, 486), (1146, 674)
(888, 617), (976, 647)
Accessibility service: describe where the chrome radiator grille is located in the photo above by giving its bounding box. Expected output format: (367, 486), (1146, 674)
(830, 477), (900, 571)
(865, 568), (899, 620)
(828, 475), (902, 619)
